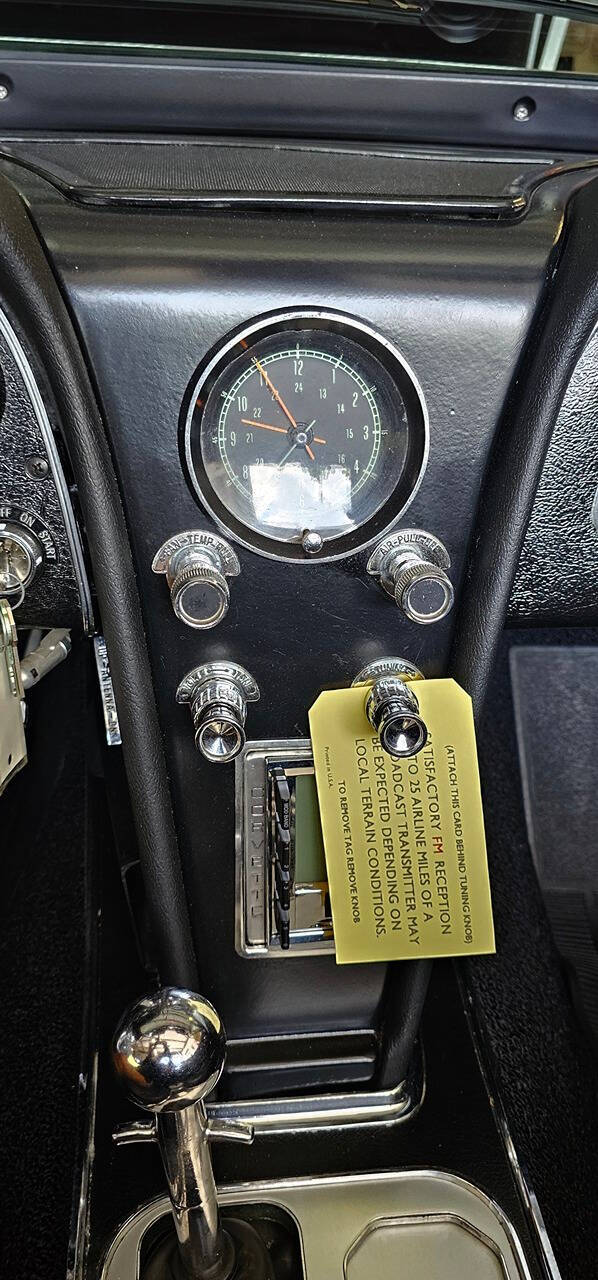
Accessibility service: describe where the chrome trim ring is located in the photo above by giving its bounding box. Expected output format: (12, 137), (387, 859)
(183, 308), (429, 565)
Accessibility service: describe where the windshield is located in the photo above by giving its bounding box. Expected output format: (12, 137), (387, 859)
(3, 0), (598, 75)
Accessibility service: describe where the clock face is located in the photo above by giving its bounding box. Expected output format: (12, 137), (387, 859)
(185, 312), (428, 561)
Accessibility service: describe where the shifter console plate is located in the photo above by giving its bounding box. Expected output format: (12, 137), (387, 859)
(236, 740), (334, 958)
(101, 1171), (532, 1280)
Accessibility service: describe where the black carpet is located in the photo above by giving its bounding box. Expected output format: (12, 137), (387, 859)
(465, 628), (598, 1280)
(0, 646), (88, 1280)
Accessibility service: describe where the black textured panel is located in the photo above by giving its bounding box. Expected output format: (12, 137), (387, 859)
(510, 324), (598, 621)
(0, 320), (88, 629)
(464, 631), (598, 1280)
(0, 136), (560, 209)
(20, 169), (562, 1040)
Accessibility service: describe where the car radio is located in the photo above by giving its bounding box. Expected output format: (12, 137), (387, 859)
(236, 739), (334, 958)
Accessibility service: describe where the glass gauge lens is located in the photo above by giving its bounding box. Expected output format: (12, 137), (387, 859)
(185, 314), (427, 561)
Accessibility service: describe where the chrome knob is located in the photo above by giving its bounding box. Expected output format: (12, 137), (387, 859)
(367, 529), (454, 625)
(153, 531), (240, 629)
(113, 989), (252, 1280)
(112, 988), (226, 1113)
(353, 658), (427, 758)
(0, 523), (43, 600)
(177, 662), (259, 764)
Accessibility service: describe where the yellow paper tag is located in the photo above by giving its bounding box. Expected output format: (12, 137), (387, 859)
(309, 679), (495, 964)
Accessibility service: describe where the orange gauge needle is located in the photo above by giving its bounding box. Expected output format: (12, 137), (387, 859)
(242, 418), (287, 436)
(242, 417), (327, 447)
(305, 444), (316, 461)
(252, 358), (298, 430)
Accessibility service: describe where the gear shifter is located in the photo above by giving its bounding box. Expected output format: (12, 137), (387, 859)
(112, 988), (274, 1280)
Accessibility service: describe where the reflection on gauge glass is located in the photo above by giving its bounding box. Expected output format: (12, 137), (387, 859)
(184, 312), (428, 561)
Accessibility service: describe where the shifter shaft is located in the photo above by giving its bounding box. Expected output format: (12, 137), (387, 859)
(113, 989), (240, 1279)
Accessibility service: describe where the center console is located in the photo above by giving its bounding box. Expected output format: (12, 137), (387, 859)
(1, 132), (596, 1280)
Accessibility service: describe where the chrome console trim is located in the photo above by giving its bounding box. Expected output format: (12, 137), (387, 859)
(460, 981), (563, 1280)
(0, 305), (94, 632)
(207, 1076), (414, 1133)
(114, 1075), (414, 1142)
(100, 1169), (534, 1280)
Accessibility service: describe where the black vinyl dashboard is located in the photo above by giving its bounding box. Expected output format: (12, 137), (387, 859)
(2, 135), (598, 1055)
(1, 42), (598, 1272)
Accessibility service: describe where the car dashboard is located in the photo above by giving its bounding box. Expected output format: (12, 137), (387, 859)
(1, 28), (598, 1280)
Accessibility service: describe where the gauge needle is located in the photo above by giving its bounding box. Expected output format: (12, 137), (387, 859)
(252, 357), (298, 430)
(304, 419), (316, 462)
(242, 418), (287, 436)
(242, 417), (327, 445)
(278, 442), (298, 468)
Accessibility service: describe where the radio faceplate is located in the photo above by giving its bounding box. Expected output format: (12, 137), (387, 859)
(236, 739), (334, 958)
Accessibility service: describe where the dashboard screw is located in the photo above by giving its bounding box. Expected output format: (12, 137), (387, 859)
(512, 96), (535, 122)
(0, 83), (11, 102)
(25, 455), (49, 480)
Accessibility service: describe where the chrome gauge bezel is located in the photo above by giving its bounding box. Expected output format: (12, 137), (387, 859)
(182, 309), (429, 563)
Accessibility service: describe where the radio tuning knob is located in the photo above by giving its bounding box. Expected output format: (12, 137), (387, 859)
(353, 657), (427, 758)
(367, 529), (454, 625)
(152, 531), (240, 629)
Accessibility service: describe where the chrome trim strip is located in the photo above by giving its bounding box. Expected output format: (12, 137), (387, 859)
(460, 981), (563, 1280)
(0, 306), (94, 632)
(72, 190), (525, 219)
(205, 1076), (413, 1134)
(93, 635), (122, 745)
(113, 1071), (417, 1139)
(68, 1051), (98, 1280)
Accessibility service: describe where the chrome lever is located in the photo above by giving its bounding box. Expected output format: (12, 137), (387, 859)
(112, 987), (261, 1280)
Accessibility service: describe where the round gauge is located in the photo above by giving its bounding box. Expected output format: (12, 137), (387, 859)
(183, 311), (428, 562)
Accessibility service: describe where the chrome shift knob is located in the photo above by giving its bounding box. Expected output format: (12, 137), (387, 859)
(113, 988), (226, 1113)
(112, 988), (251, 1280)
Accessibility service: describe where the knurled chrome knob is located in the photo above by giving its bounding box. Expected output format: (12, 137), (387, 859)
(353, 658), (427, 758)
(170, 562), (230, 629)
(393, 557), (453, 624)
(177, 662), (260, 764)
(153, 531), (240, 630)
(367, 529), (454, 625)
